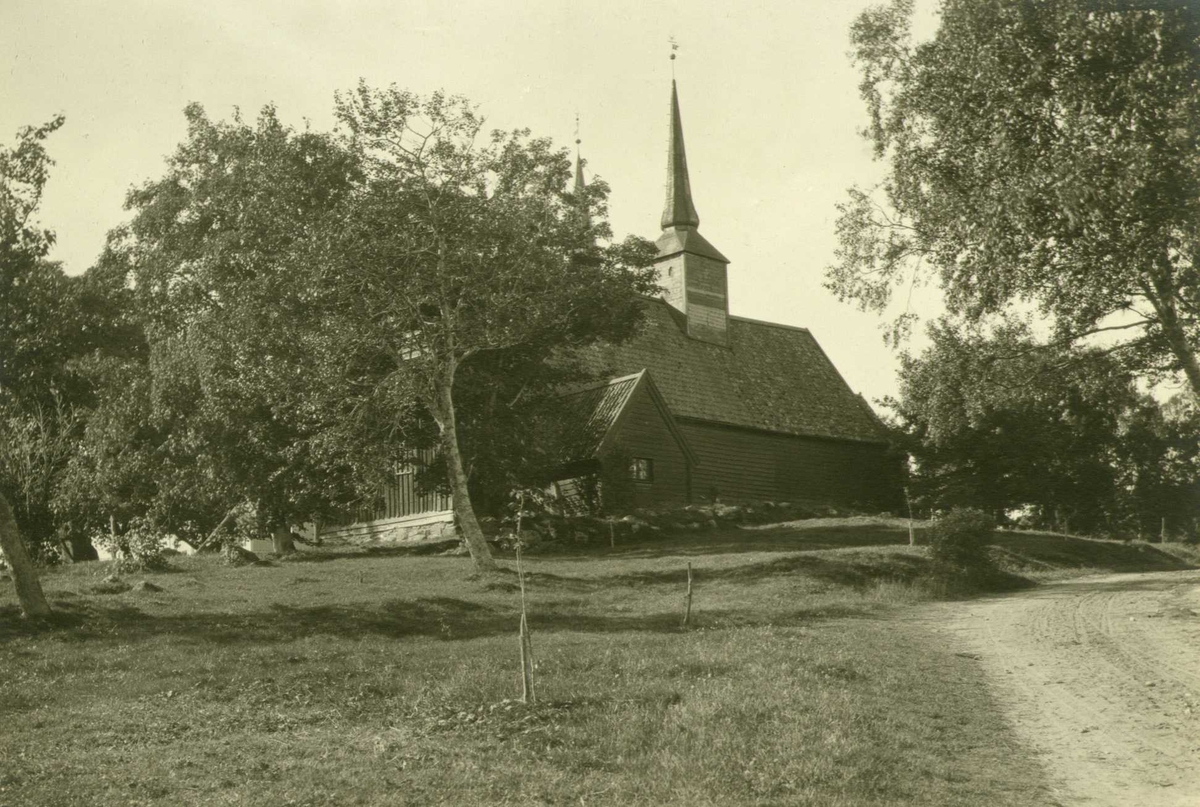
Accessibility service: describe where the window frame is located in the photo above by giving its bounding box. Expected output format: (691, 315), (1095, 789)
(629, 457), (654, 483)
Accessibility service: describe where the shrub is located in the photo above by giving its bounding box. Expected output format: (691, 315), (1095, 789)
(927, 507), (995, 576)
(220, 543), (261, 567)
(97, 517), (172, 572)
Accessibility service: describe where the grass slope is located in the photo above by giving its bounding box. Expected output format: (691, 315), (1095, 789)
(990, 531), (1200, 579)
(4, 519), (1178, 806)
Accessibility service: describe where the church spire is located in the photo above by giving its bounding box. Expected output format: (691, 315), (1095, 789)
(573, 117), (591, 231)
(661, 79), (700, 230)
(653, 62), (730, 346)
(574, 117), (586, 194)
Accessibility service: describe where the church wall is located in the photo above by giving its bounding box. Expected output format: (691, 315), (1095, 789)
(657, 250), (730, 346)
(658, 253), (687, 312)
(602, 383), (691, 508)
(677, 419), (901, 510)
(684, 254), (728, 306)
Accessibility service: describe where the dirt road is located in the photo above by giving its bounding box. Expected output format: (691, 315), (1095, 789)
(927, 570), (1200, 806)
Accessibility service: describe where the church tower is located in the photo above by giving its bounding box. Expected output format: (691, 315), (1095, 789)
(655, 79), (730, 346)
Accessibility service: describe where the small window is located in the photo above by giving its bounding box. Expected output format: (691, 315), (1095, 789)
(629, 457), (654, 482)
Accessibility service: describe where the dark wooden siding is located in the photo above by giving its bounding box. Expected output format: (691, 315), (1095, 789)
(328, 449), (451, 527)
(678, 419), (901, 509)
(603, 384), (691, 508)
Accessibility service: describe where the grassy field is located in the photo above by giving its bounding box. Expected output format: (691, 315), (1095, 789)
(2, 521), (1193, 806)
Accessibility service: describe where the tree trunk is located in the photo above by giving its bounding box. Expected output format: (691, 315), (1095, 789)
(271, 525), (295, 555)
(0, 492), (51, 618)
(194, 506), (240, 551)
(434, 376), (497, 573)
(61, 533), (98, 562)
(1162, 322), (1200, 402)
(1146, 286), (1200, 401)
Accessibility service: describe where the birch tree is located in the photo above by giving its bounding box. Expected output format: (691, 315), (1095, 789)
(829, 1), (1200, 397)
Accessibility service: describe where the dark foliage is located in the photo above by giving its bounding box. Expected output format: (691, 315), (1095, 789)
(926, 508), (995, 574)
(889, 321), (1200, 538)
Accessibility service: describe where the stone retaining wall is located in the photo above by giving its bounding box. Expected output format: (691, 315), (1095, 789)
(319, 511), (456, 545)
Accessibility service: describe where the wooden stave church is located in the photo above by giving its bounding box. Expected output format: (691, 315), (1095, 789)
(320, 79), (902, 543)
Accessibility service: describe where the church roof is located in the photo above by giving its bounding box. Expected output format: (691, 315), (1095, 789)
(655, 226), (728, 264)
(558, 369), (696, 463)
(560, 372), (640, 460)
(579, 298), (889, 444)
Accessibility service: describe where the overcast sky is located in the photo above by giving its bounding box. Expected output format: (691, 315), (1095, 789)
(2, 0), (940, 405)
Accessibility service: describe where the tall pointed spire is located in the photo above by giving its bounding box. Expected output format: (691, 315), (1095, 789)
(661, 80), (700, 230)
(653, 58), (730, 346)
(574, 148), (586, 193)
(573, 113), (586, 193)
(573, 117), (591, 231)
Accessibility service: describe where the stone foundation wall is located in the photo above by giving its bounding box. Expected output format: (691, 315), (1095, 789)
(319, 512), (457, 545)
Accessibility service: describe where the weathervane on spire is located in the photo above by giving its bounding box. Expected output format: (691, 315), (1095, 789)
(574, 112), (581, 148)
(669, 36), (679, 76)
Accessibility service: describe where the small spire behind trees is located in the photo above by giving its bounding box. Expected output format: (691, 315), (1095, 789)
(572, 114), (591, 233)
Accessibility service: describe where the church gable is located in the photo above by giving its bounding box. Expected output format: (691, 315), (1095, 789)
(559, 369), (695, 465)
(556, 369), (695, 508)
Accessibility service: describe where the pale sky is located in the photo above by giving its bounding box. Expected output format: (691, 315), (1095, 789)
(2, 0), (940, 405)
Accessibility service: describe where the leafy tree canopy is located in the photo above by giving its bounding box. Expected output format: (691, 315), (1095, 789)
(829, 0), (1200, 397)
(310, 84), (659, 570)
(115, 104), (367, 549)
(1, 117), (143, 554)
(1, 116), (140, 412)
(890, 319), (1200, 535)
(108, 88), (657, 566)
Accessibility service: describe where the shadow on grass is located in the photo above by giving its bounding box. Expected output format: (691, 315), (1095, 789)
(260, 528), (912, 565)
(238, 526), (1199, 581)
(531, 550), (931, 592)
(273, 540), (463, 563)
(7, 530), (1176, 645)
(0, 588), (875, 645)
(529, 526), (914, 560)
(0, 548), (958, 643)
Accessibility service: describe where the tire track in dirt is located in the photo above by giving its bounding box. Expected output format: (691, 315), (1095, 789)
(921, 570), (1200, 806)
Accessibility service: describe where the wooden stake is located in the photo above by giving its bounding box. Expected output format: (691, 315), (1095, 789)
(904, 487), (915, 546)
(516, 541), (535, 703)
(519, 612), (534, 703)
(1161, 516), (1167, 543)
(682, 562), (693, 628)
(515, 494), (535, 702)
(609, 520), (615, 549)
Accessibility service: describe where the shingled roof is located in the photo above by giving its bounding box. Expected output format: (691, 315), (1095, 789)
(559, 373), (641, 461)
(558, 369), (696, 463)
(578, 298), (888, 444)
